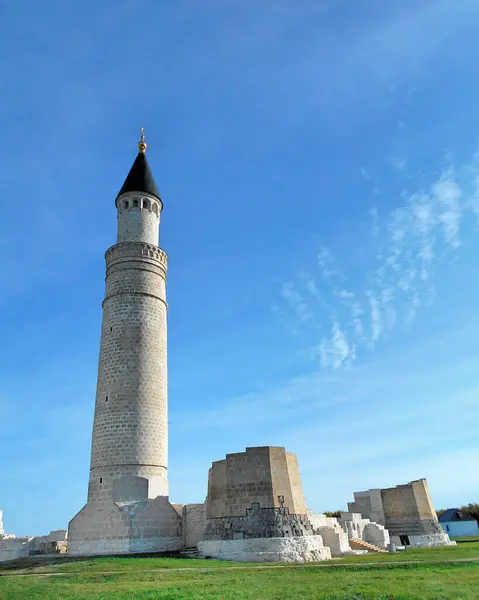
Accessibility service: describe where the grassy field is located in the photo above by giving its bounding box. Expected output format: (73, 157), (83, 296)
(0, 542), (478, 599)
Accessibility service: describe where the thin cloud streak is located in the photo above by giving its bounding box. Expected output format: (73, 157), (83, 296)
(275, 148), (479, 368)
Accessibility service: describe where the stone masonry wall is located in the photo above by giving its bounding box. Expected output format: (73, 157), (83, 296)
(271, 449), (307, 514)
(68, 496), (182, 556)
(348, 479), (448, 543)
(204, 505), (316, 541)
(348, 489), (385, 525)
(0, 528), (68, 563)
(182, 504), (207, 548)
(307, 511), (351, 555)
(206, 447), (307, 519)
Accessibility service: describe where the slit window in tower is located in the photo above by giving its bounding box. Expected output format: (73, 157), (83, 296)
(105, 395), (109, 402)
(133, 199), (139, 207)
(143, 199), (150, 210)
(100, 478), (102, 484)
(124, 201), (129, 209)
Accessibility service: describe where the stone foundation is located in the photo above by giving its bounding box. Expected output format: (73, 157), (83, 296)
(391, 532), (456, 548)
(67, 496), (183, 556)
(204, 505), (316, 541)
(198, 535), (331, 562)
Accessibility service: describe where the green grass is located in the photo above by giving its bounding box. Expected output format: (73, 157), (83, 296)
(1, 543), (478, 600)
(1, 562), (478, 599)
(451, 534), (479, 543)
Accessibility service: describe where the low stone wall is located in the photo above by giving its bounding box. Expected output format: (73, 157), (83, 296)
(406, 533), (456, 548)
(307, 511), (351, 555)
(0, 530), (68, 563)
(198, 535), (331, 563)
(339, 512), (390, 549)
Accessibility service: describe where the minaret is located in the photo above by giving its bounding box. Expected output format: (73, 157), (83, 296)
(68, 133), (183, 555)
(88, 129), (169, 504)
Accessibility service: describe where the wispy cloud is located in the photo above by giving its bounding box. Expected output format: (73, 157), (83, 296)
(275, 148), (479, 368)
(279, 280), (313, 321)
(318, 322), (355, 369)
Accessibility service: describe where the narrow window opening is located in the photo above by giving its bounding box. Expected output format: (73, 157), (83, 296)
(99, 478), (103, 484)
(124, 201), (129, 209)
(105, 395), (109, 402)
(110, 326), (113, 332)
(133, 199), (139, 207)
(143, 199), (150, 210)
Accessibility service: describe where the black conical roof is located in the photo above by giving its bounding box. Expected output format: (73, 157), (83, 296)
(116, 151), (161, 202)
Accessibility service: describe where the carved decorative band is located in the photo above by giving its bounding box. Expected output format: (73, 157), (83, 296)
(106, 242), (168, 267)
(90, 464), (168, 471)
(102, 290), (168, 309)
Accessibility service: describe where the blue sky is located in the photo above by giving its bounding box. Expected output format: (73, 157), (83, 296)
(1, 0), (479, 536)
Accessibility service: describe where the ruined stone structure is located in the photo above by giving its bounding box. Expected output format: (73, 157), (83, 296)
(1, 134), (457, 564)
(67, 132), (185, 555)
(199, 446), (331, 562)
(198, 446), (389, 562)
(206, 446), (306, 519)
(0, 514), (67, 563)
(348, 479), (455, 547)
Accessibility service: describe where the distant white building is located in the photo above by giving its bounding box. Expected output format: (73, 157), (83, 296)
(438, 509), (479, 537)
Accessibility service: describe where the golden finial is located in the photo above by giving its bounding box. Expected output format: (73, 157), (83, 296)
(138, 127), (147, 153)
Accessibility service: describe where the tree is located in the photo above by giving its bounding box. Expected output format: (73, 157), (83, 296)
(460, 503), (479, 523)
(324, 511), (341, 518)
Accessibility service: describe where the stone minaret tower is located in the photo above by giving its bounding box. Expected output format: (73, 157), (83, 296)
(88, 130), (169, 505)
(68, 133), (182, 556)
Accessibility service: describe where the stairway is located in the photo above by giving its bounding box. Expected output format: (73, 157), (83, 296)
(179, 546), (201, 558)
(349, 538), (387, 553)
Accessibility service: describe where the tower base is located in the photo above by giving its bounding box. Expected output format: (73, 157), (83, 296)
(198, 535), (331, 563)
(67, 496), (183, 556)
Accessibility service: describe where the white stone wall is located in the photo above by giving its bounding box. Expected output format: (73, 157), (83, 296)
(363, 522), (390, 549)
(408, 533), (456, 548)
(307, 511), (351, 555)
(0, 529), (68, 563)
(0, 538), (32, 562)
(306, 511), (390, 553)
(116, 193), (161, 246)
(198, 535), (331, 563)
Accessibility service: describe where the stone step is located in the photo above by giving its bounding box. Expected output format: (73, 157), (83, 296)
(349, 538), (387, 553)
(179, 546), (200, 557)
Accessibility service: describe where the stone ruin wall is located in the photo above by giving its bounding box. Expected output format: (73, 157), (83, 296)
(348, 479), (454, 547)
(206, 446), (307, 520)
(204, 505), (316, 541)
(380, 479), (442, 536)
(181, 503), (207, 548)
(0, 519), (68, 563)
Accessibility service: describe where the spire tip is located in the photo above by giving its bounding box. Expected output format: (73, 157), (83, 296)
(138, 127), (147, 153)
